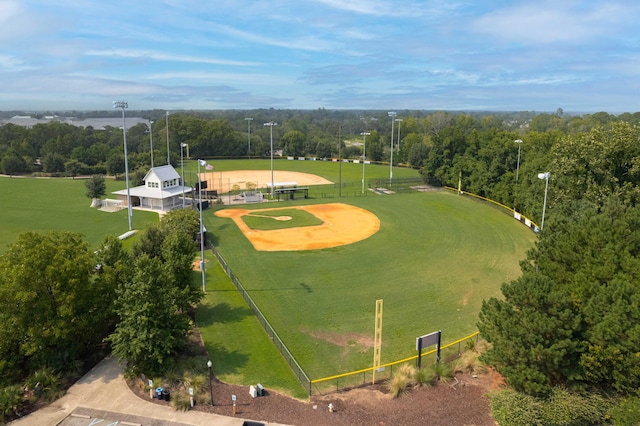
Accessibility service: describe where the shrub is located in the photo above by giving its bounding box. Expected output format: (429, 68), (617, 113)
(171, 392), (192, 412)
(396, 363), (415, 380)
(542, 387), (610, 426)
(387, 373), (410, 399)
(413, 367), (437, 387)
(0, 385), (23, 421)
(452, 350), (486, 375)
(489, 389), (545, 426)
(431, 362), (453, 384)
(489, 388), (613, 426)
(26, 368), (61, 401)
(608, 396), (640, 426)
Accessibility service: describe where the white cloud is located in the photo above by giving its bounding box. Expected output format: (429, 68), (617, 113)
(471, 2), (631, 45)
(84, 49), (261, 67)
(0, 54), (33, 72)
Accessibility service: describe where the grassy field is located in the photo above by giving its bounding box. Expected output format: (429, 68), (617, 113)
(196, 254), (308, 398)
(206, 190), (536, 381)
(0, 176), (158, 252)
(0, 161), (535, 398)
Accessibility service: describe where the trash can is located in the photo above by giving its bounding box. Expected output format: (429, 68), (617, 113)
(156, 387), (164, 400)
(162, 388), (170, 402)
(256, 383), (264, 396)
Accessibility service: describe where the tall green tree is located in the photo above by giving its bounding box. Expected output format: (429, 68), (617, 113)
(0, 232), (109, 383)
(85, 175), (106, 201)
(281, 130), (306, 157)
(478, 198), (640, 397)
(108, 254), (191, 376)
(109, 210), (202, 376)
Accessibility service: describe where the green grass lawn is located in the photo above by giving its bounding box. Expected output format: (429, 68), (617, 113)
(0, 162), (534, 399)
(196, 252), (308, 398)
(0, 176), (158, 252)
(206, 191), (536, 382)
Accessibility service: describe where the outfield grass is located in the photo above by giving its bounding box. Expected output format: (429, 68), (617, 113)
(0, 176), (158, 252)
(0, 161), (534, 398)
(206, 191), (536, 382)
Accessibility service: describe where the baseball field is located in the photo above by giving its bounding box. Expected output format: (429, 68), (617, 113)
(203, 161), (536, 387)
(0, 160), (536, 397)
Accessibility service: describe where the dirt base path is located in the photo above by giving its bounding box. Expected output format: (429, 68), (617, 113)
(215, 203), (380, 251)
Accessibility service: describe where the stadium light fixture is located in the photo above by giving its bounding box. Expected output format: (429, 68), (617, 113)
(395, 118), (403, 152)
(180, 143), (187, 208)
(166, 111), (170, 165)
(537, 171), (550, 231)
(360, 132), (370, 194)
(264, 122), (277, 197)
(146, 120), (154, 168)
(245, 118), (253, 158)
(198, 159), (208, 292)
(388, 112), (397, 186)
(112, 100), (132, 231)
(514, 139), (523, 211)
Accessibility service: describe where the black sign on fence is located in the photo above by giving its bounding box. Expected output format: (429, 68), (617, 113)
(416, 330), (441, 368)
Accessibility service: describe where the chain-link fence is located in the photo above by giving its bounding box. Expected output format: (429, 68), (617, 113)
(310, 332), (480, 395)
(211, 246), (312, 394)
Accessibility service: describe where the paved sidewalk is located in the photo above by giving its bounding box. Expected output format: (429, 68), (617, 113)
(9, 357), (283, 426)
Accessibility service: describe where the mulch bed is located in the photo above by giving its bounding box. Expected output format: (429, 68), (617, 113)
(128, 370), (498, 426)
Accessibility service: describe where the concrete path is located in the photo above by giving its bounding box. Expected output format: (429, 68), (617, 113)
(9, 356), (282, 426)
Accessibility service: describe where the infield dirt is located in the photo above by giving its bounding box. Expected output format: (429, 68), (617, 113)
(200, 169), (333, 193)
(215, 203), (380, 251)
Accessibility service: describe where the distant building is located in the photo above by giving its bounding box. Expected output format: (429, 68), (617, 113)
(112, 165), (192, 212)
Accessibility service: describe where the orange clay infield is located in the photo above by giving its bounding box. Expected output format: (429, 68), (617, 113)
(199, 170), (333, 193)
(215, 203), (381, 251)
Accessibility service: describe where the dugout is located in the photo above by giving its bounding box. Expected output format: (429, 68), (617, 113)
(274, 187), (309, 201)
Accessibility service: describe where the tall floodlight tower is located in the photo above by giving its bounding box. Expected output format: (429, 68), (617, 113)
(538, 172), (550, 231)
(245, 117), (253, 158)
(166, 111), (170, 165)
(360, 132), (370, 194)
(388, 112), (397, 186)
(113, 101), (132, 231)
(264, 121), (277, 197)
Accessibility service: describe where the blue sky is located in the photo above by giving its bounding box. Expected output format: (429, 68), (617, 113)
(1, 0), (639, 112)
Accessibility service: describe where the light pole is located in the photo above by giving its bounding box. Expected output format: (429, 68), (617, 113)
(206, 360), (213, 405)
(395, 118), (403, 152)
(245, 117), (253, 158)
(180, 143), (187, 208)
(198, 160), (208, 292)
(537, 172), (550, 231)
(264, 122), (277, 198)
(361, 132), (370, 194)
(388, 112), (396, 187)
(113, 101), (132, 231)
(147, 120), (154, 168)
(514, 139), (523, 211)
(166, 111), (170, 165)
